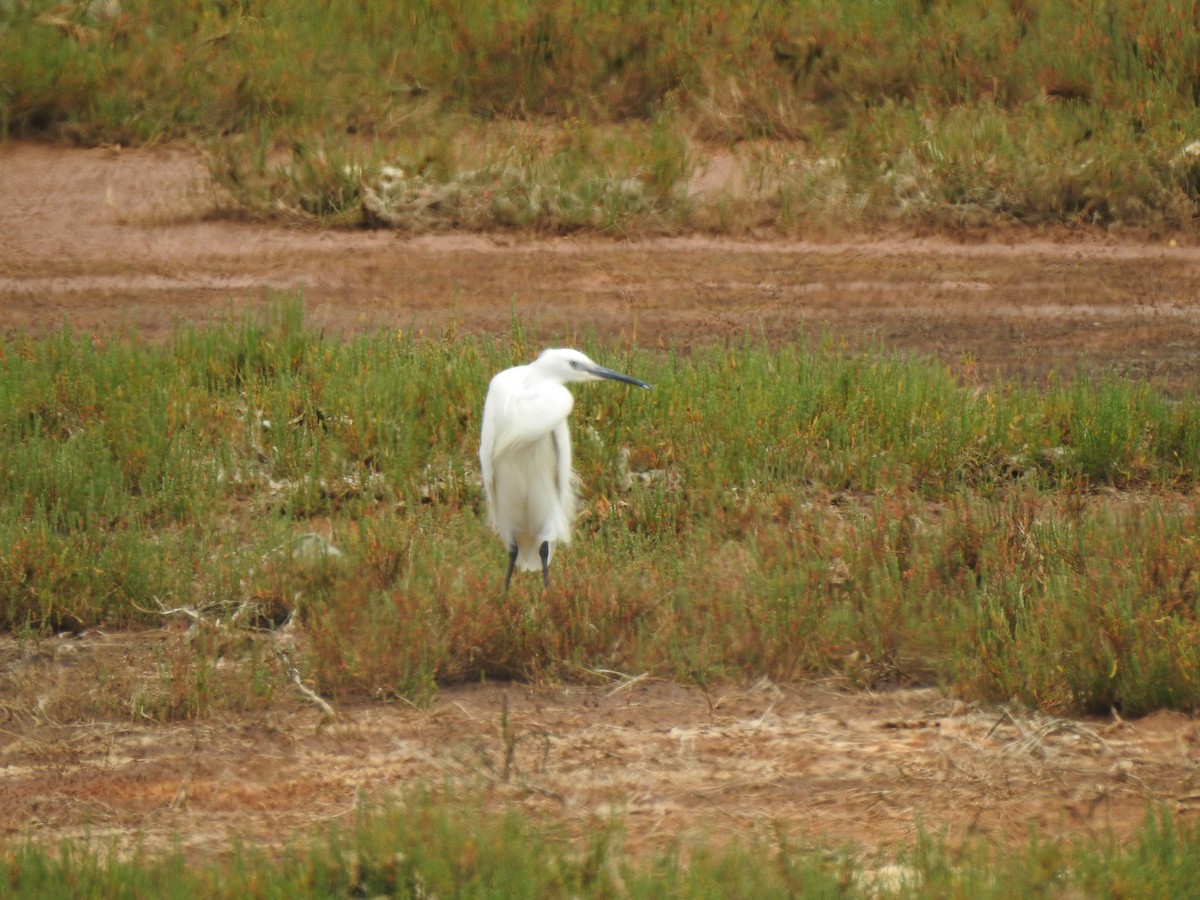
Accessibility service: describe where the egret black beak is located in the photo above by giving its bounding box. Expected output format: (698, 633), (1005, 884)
(588, 364), (653, 390)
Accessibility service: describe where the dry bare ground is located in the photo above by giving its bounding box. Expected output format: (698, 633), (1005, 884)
(2, 142), (1200, 861)
(3, 631), (1200, 863)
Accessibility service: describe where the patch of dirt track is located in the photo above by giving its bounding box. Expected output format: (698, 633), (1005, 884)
(2, 632), (1200, 863)
(2, 142), (1200, 862)
(5, 142), (1200, 387)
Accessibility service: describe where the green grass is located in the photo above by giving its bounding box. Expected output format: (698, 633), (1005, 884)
(6, 1), (1200, 232)
(2, 793), (1198, 898)
(3, 298), (1200, 716)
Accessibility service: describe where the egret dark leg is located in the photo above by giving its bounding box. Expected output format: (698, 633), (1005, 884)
(504, 542), (519, 592)
(539, 541), (551, 589)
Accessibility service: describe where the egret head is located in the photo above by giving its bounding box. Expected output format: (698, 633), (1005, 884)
(535, 348), (652, 389)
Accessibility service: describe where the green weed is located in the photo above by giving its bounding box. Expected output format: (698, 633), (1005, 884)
(6, 2), (1200, 232)
(2, 794), (1198, 898)
(2, 301), (1200, 715)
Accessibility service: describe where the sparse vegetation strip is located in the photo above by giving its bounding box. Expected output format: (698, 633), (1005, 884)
(2, 794), (1198, 898)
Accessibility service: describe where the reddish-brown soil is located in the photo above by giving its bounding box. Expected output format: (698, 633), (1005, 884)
(2, 142), (1200, 863)
(3, 631), (1199, 865)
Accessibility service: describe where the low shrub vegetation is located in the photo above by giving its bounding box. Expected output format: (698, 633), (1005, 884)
(6, 1), (1200, 232)
(2, 299), (1199, 717)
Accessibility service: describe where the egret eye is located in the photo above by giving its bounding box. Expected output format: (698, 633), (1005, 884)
(569, 360), (578, 368)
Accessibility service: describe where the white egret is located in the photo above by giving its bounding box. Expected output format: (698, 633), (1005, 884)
(479, 348), (652, 590)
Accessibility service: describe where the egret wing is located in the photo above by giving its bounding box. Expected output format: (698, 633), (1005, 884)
(488, 378), (575, 461)
(551, 418), (577, 535)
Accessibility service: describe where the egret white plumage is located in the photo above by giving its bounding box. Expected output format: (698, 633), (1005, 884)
(479, 348), (652, 590)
